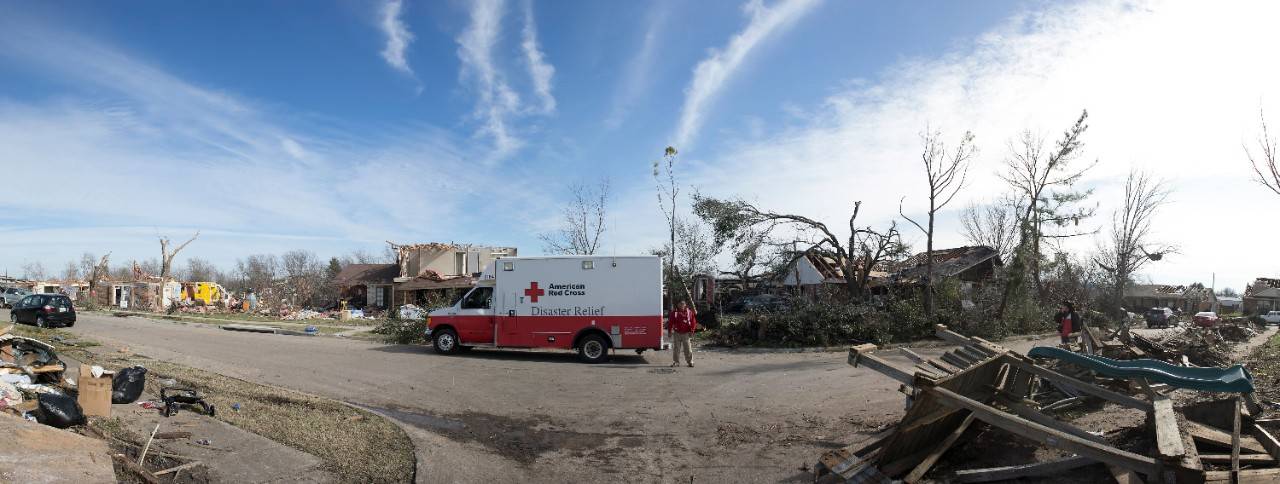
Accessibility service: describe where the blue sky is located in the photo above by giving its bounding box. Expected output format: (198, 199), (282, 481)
(2, 0), (1280, 292)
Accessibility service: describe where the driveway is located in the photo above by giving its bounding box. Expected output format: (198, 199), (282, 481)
(18, 309), (1065, 483)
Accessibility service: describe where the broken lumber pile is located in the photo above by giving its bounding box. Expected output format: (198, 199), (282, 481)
(816, 324), (1280, 484)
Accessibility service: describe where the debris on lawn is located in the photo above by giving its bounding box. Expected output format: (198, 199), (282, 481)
(112, 365), (148, 404)
(815, 324), (1280, 483)
(161, 387), (216, 417)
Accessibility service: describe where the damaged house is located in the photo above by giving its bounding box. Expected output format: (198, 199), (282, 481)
(333, 243), (517, 309)
(1123, 283), (1217, 313)
(1244, 277), (1280, 314)
(781, 252), (889, 298)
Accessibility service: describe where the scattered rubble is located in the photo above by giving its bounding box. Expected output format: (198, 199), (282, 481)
(815, 324), (1280, 483)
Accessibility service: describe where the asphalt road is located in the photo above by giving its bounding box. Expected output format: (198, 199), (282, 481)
(18, 309), (1066, 483)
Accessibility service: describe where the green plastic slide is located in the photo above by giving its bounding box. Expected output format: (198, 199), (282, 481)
(1027, 346), (1254, 393)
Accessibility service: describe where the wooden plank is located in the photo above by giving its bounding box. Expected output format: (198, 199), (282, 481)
(1004, 356), (1153, 411)
(1204, 468), (1280, 483)
(1199, 454), (1274, 464)
(1154, 395), (1185, 460)
(850, 346), (915, 386)
(997, 398), (1104, 443)
(928, 386), (1160, 477)
(1233, 397), (1242, 482)
(904, 413), (974, 483)
(901, 348), (927, 364)
(1186, 421), (1268, 454)
(1249, 423), (1280, 460)
(957, 347), (988, 363)
(951, 455), (1096, 483)
(928, 359), (963, 374)
(1107, 465), (1141, 484)
(154, 461), (204, 476)
(899, 407), (964, 433)
(914, 365), (943, 378)
(941, 352), (973, 369)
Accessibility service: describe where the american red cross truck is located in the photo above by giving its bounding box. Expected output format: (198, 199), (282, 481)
(426, 255), (664, 363)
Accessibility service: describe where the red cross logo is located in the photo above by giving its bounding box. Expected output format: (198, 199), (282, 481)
(524, 281), (545, 303)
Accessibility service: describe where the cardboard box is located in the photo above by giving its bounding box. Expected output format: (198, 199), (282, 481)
(77, 364), (114, 417)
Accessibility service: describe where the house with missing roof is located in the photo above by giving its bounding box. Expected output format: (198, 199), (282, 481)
(1244, 278), (1280, 314)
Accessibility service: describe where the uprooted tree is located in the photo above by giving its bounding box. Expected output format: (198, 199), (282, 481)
(900, 128), (975, 319)
(996, 110), (1098, 318)
(539, 179), (611, 255)
(1094, 170), (1173, 320)
(1246, 108), (1280, 198)
(694, 197), (905, 301)
(158, 230), (200, 280)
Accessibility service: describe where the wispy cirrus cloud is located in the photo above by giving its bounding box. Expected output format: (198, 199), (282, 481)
(378, 0), (415, 75)
(520, 0), (555, 114)
(0, 18), (563, 272)
(457, 0), (523, 157)
(605, 4), (668, 129)
(672, 0), (821, 149)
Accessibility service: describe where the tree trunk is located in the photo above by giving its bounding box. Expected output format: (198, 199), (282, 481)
(923, 203), (935, 319)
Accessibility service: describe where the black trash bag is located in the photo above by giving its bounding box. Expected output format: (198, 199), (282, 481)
(111, 366), (147, 404)
(36, 392), (86, 428)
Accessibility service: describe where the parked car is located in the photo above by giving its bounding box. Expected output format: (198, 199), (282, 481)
(8, 294), (76, 328)
(735, 294), (789, 313)
(1261, 311), (1280, 325)
(1192, 311), (1220, 328)
(1144, 307), (1178, 328)
(1, 286), (32, 308)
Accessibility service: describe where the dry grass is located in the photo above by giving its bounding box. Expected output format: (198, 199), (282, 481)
(131, 359), (415, 483)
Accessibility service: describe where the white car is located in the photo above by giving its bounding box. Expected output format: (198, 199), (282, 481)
(1, 287), (32, 309)
(1261, 311), (1280, 325)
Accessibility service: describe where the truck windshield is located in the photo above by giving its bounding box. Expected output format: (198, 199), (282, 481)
(460, 287), (493, 309)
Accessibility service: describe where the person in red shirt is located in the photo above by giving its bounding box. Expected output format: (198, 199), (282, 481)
(1056, 301), (1079, 346)
(668, 300), (697, 367)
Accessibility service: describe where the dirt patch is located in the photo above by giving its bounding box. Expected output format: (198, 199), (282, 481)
(373, 406), (615, 464)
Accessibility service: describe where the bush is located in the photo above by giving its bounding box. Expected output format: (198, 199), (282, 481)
(706, 296), (936, 347)
(373, 316), (430, 345)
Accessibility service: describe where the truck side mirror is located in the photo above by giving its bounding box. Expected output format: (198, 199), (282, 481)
(508, 310), (515, 317)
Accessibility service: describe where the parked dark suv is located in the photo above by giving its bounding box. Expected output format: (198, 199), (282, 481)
(1143, 307), (1177, 328)
(9, 294), (76, 328)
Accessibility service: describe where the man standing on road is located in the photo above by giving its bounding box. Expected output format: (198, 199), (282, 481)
(668, 300), (697, 368)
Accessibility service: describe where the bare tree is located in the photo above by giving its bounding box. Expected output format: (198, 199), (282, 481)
(1246, 108), (1280, 197)
(281, 250), (323, 307)
(158, 230), (200, 280)
(997, 110), (1097, 314)
(901, 128), (975, 318)
(539, 180), (611, 255)
(62, 261), (80, 282)
(1094, 170), (1173, 320)
(21, 262), (46, 281)
(654, 147), (681, 308)
(83, 253), (110, 305)
(695, 197), (903, 301)
(959, 195), (1021, 263)
(183, 257), (221, 282)
(651, 217), (719, 293)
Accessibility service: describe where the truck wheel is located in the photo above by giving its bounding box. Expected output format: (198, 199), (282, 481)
(578, 334), (610, 363)
(433, 329), (461, 355)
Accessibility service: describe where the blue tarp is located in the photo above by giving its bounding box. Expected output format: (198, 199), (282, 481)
(1027, 346), (1255, 393)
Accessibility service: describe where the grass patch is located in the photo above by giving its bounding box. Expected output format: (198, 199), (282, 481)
(1246, 332), (1280, 408)
(133, 360), (415, 483)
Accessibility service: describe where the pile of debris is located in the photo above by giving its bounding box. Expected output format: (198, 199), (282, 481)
(815, 325), (1280, 483)
(0, 327), (79, 426)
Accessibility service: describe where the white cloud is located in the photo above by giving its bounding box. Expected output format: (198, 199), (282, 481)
(379, 0), (415, 75)
(672, 0), (821, 149)
(457, 0), (523, 158)
(671, 0), (1280, 290)
(0, 20), (563, 272)
(520, 0), (555, 114)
